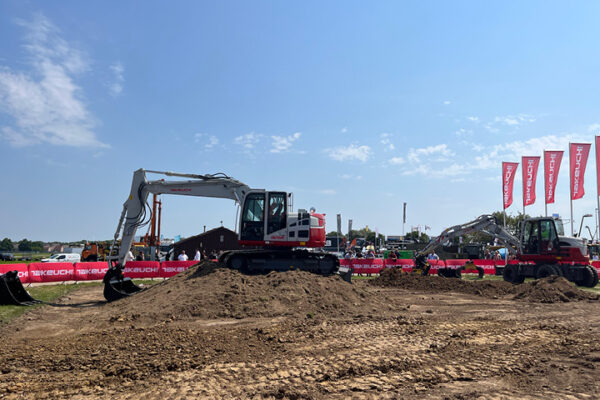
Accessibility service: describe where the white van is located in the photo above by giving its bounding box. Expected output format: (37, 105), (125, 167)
(41, 253), (81, 263)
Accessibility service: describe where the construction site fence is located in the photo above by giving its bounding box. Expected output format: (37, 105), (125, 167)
(0, 260), (203, 284)
(341, 259), (600, 275)
(2, 259), (600, 284)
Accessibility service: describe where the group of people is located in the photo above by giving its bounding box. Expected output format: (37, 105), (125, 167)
(123, 248), (220, 262)
(177, 249), (219, 261)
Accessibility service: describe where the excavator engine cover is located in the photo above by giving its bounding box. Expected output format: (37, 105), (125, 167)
(103, 265), (143, 302)
(0, 271), (39, 306)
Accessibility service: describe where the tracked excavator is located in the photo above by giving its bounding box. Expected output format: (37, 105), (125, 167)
(101, 169), (345, 301)
(0, 169), (347, 305)
(412, 214), (598, 287)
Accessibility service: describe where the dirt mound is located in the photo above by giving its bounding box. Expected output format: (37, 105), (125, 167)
(106, 261), (384, 322)
(373, 268), (599, 303)
(513, 275), (599, 303)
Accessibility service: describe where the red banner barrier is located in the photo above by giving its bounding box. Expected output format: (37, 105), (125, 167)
(159, 261), (198, 278)
(348, 258), (384, 274)
(0, 264), (30, 283)
(384, 259), (415, 273)
(74, 262), (109, 281)
(123, 261), (160, 279)
(427, 259), (445, 274)
(472, 259), (496, 275)
(28, 262), (75, 283)
(592, 261), (600, 274)
(444, 259), (469, 269)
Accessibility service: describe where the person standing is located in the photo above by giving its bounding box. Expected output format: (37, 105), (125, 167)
(194, 249), (201, 261)
(125, 249), (134, 262)
(178, 250), (188, 261)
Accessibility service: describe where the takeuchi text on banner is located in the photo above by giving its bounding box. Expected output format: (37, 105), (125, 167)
(544, 150), (563, 204)
(522, 156), (540, 207)
(502, 162), (519, 209)
(570, 143), (591, 200)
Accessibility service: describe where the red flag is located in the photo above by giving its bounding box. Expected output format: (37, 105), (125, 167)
(544, 150), (563, 204)
(596, 136), (600, 195)
(522, 156), (540, 206)
(570, 143), (591, 200)
(502, 162), (519, 209)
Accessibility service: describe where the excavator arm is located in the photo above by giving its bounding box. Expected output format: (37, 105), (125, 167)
(415, 215), (521, 274)
(108, 169), (252, 266)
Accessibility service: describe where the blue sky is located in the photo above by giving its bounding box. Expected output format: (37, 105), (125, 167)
(2, 1), (600, 242)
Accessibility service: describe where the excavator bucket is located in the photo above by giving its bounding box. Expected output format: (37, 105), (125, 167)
(102, 264), (143, 302)
(0, 271), (39, 306)
(103, 277), (142, 302)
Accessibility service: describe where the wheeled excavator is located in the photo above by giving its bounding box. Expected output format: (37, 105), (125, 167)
(101, 169), (346, 301)
(412, 214), (598, 287)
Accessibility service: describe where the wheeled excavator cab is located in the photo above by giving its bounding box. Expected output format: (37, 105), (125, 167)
(103, 264), (143, 302)
(0, 271), (39, 306)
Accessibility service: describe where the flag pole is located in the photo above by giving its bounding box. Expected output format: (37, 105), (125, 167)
(596, 136), (600, 243)
(570, 142), (574, 236)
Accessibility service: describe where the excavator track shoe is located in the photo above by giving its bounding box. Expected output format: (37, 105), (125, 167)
(0, 271), (39, 306)
(103, 278), (142, 302)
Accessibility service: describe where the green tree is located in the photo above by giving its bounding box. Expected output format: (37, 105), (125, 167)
(0, 238), (14, 252)
(18, 239), (32, 251)
(405, 231), (430, 243)
(30, 241), (45, 252)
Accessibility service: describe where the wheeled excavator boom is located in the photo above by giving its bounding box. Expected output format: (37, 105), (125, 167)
(103, 169), (342, 301)
(413, 214), (597, 287)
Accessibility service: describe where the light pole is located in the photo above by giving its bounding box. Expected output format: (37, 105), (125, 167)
(578, 214), (593, 237)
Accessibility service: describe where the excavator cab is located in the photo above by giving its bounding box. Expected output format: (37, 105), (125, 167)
(520, 218), (560, 256)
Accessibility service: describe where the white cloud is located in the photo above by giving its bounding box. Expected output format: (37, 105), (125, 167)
(234, 133), (262, 149)
(194, 133), (219, 149)
(443, 100), (451, 105)
(109, 62), (124, 96)
(466, 116), (479, 122)
(407, 144), (454, 163)
(340, 174), (362, 180)
(380, 133), (395, 151)
(455, 128), (472, 137)
(484, 114), (537, 132)
(340, 127), (347, 133)
(588, 123), (600, 133)
(270, 132), (301, 153)
(388, 156), (405, 165)
(0, 13), (106, 148)
(326, 143), (371, 162)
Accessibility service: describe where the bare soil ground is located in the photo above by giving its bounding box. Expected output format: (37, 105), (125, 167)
(1, 262), (600, 399)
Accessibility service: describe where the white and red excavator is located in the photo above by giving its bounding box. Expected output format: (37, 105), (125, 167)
(102, 169), (343, 301)
(413, 214), (598, 287)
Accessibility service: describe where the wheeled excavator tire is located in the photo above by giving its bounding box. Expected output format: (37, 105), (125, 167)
(503, 264), (525, 284)
(576, 265), (599, 288)
(0, 271), (39, 306)
(535, 264), (557, 280)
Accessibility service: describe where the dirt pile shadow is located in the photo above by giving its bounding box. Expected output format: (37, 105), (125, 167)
(105, 261), (385, 323)
(373, 268), (599, 303)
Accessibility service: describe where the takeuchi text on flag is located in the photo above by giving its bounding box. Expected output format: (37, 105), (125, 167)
(502, 162), (519, 209)
(522, 156), (540, 207)
(570, 143), (591, 200)
(544, 150), (563, 204)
